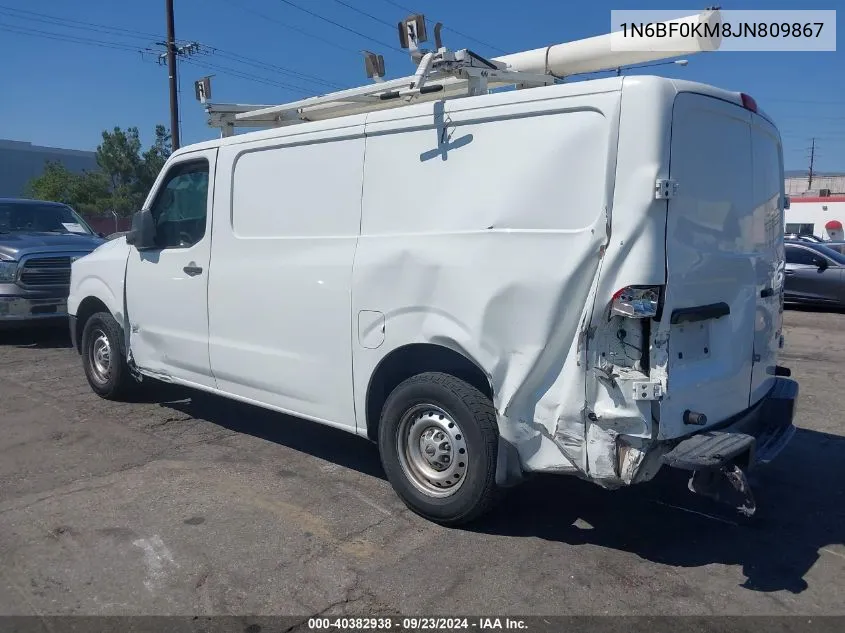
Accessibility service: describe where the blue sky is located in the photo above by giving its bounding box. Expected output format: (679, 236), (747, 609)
(0, 0), (842, 173)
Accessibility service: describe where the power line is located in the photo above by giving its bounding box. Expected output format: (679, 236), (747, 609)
(0, 4), (163, 40)
(223, 0), (361, 54)
(0, 21), (317, 98)
(376, 0), (507, 53)
(182, 57), (315, 95)
(194, 51), (333, 93)
(204, 47), (343, 89)
(0, 3), (342, 93)
(0, 22), (153, 55)
(329, 0), (396, 29)
(276, 0), (404, 53)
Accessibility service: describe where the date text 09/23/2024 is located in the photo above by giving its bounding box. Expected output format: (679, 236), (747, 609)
(307, 617), (529, 631)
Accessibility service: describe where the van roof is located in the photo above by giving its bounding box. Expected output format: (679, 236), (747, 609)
(171, 75), (763, 157)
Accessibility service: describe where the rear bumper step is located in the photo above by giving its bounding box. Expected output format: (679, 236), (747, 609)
(662, 377), (798, 471)
(660, 377), (799, 516)
(662, 432), (755, 471)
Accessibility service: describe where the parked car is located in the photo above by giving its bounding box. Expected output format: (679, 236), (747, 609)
(784, 233), (824, 243)
(68, 77), (797, 525)
(784, 239), (845, 308)
(0, 198), (106, 327)
(817, 241), (845, 256)
(106, 231), (129, 241)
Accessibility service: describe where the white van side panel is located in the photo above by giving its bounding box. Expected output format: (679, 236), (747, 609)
(749, 113), (786, 406)
(353, 91), (620, 473)
(207, 123), (365, 430)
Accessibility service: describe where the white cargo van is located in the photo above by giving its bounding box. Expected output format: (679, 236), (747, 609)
(68, 74), (797, 525)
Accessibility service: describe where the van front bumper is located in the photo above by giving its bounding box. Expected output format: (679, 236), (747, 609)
(660, 377), (798, 516)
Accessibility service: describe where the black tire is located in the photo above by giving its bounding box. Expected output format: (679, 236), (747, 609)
(80, 311), (133, 400)
(378, 372), (500, 526)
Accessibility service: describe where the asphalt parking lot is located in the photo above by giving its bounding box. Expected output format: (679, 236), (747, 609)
(1, 309), (843, 618)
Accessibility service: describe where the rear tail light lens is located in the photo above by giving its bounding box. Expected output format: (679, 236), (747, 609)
(740, 93), (758, 113)
(611, 286), (661, 318)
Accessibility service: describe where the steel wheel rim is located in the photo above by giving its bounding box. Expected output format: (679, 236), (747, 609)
(396, 403), (468, 498)
(89, 329), (112, 384)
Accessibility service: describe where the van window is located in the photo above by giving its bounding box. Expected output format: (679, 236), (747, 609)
(785, 245), (820, 265)
(150, 160), (209, 248)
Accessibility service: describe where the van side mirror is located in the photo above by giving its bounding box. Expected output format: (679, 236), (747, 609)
(126, 209), (156, 250)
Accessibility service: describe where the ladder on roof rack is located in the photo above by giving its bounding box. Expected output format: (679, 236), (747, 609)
(193, 9), (721, 137)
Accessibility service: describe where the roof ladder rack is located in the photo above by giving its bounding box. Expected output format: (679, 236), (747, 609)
(194, 9), (722, 137)
(195, 14), (554, 137)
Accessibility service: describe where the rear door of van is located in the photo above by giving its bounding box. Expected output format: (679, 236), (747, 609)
(657, 92), (785, 439)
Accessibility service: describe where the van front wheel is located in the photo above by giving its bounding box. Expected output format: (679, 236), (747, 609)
(81, 311), (133, 400)
(378, 372), (499, 525)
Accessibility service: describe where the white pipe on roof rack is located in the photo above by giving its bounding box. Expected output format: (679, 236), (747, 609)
(228, 9), (721, 128)
(494, 10), (721, 77)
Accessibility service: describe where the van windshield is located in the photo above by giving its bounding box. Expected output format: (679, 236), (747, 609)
(0, 201), (94, 235)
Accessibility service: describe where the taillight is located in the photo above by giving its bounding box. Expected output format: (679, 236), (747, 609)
(611, 286), (661, 318)
(740, 93), (758, 113)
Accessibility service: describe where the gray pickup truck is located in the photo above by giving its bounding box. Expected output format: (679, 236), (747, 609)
(0, 198), (105, 328)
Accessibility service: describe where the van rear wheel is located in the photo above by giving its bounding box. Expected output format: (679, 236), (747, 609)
(378, 372), (499, 525)
(81, 311), (133, 400)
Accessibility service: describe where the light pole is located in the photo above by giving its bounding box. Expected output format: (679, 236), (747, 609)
(616, 59), (689, 76)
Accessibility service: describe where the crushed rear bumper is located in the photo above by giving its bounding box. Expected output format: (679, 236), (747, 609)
(660, 377), (798, 515)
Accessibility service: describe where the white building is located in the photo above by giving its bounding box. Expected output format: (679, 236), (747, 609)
(785, 196), (845, 240)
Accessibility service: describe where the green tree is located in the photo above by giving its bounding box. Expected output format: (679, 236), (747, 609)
(25, 125), (172, 217)
(68, 171), (112, 216)
(138, 125), (172, 194)
(25, 161), (76, 204)
(96, 126), (143, 192)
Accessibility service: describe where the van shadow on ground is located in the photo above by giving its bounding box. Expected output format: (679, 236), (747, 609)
(786, 304), (845, 315)
(159, 388), (844, 597)
(473, 426), (844, 595)
(4, 326), (839, 596)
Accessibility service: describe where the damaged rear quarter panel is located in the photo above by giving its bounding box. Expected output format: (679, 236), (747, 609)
(581, 77), (676, 485)
(352, 83), (628, 477)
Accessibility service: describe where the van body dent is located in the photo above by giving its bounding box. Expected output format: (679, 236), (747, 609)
(68, 76), (798, 524)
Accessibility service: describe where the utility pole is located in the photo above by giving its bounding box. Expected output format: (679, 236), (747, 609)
(808, 137), (816, 191)
(165, 0), (180, 150)
(158, 3), (199, 151)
